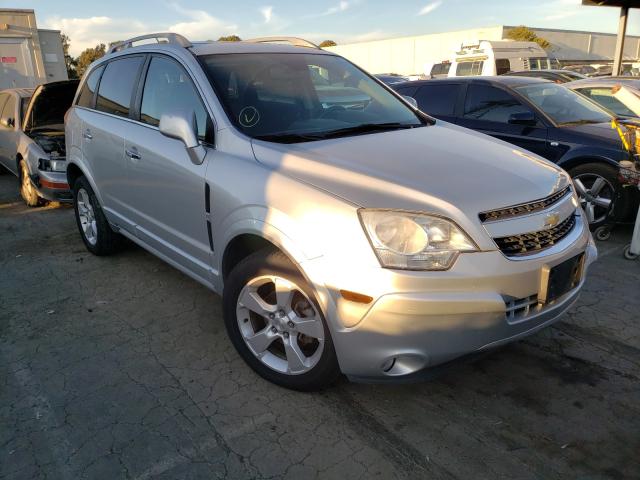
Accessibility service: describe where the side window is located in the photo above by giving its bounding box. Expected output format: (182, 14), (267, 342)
(456, 61), (483, 76)
(0, 95), (16, 128)
(0, 94), (7, 116)
(140, 56), (212, 142)
(495, 59), (511, 75)
(96, 56), (143, 117)
(463, 84), (532, 123)
(576, 87), (635, 117)
(77, 65), (104, 108)
(414, 84), (459, 116)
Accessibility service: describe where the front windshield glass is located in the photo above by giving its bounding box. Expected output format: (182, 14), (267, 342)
(199, 53), (424, 142)
(515, 83), (611, 125)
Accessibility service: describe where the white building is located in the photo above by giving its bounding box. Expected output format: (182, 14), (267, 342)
(0, 9), (68, 89)
(325, 25), (640, 75)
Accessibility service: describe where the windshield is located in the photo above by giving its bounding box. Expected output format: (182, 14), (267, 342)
(199, 53), (424, 142)
(516, 83), (612, 125)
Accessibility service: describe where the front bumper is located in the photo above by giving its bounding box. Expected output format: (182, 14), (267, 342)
(308, 212), (596, 381)
(30, 170), (72, 203)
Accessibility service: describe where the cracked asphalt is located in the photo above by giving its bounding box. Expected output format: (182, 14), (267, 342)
(1, 172), (639, 480)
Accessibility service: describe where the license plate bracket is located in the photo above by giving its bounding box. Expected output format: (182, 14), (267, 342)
(539, 253), (585, 304)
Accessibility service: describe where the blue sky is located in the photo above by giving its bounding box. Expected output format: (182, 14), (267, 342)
(4, 0), (639, 55)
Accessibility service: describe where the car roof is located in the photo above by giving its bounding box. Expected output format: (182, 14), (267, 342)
(0, 87), (35, 98)
(393, 76), (552, 88)
(566, 77), (640, 89)
(508, 70), (571, 75)
(188, 41), (335, 56)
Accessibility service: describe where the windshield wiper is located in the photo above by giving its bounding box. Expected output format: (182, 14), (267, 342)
(557, 119), (603, 126)
(255, 123), (422, 143)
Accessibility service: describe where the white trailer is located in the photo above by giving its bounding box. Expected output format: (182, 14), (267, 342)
(448, 40), (552, 77)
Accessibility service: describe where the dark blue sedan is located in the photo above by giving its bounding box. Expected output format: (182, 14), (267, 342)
(393, 76), (638, 226)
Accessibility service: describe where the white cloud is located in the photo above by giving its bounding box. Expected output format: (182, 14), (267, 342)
(167, 3), (237, 40)
(324, 1), (350, 15)
(418, 1), (442, 16)
(260, 6), (274, 24)
(42, 16), (150, 56)
(544, 11), (578, 20)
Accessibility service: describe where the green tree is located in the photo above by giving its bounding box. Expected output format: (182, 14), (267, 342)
(76, 44), (106, 78)
(505, 26), (551, 50)
(218, 35), (242, 42)
(60, 33), (78, 79)
(319, 40), (337, 48)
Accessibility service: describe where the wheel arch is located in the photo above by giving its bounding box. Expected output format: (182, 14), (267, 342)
(558, 155), (619, 173)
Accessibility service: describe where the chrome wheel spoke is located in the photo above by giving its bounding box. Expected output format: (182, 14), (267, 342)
(590, 177), (607, 196)
(291, 315), (323, 340)
(284, 338), (307, 373)
(245, 327), (277, 354)
(585, 202), (596, 223)
(593, 196), (612, 209)
(573, 178), (588, 196)
(238, 288), (276, 316)
(274, 277), (294, 309)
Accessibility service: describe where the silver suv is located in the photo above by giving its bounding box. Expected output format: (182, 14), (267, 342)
(65, 34), (597, 390)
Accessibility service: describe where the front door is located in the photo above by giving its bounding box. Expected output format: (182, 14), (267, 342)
(122, 55), (214, 281)
(0, 93), (19, 174)
(456, 83), (550, 159)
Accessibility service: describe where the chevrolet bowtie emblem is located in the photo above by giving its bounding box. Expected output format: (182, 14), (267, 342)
(544, 212), (561, 228)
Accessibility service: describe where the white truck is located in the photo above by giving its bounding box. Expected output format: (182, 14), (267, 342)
(447, 40), (553, 77)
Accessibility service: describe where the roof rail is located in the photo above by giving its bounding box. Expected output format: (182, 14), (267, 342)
(244, 36), (320, 50)
(108, 32), (192, 54)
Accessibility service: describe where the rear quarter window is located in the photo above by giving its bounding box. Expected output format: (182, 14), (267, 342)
(77, 65), (104, 108)
(95, 56), (144, 117)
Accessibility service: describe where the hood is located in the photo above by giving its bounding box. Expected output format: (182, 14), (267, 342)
(251, 122), (569, 218)
(23, 80), (79, 132)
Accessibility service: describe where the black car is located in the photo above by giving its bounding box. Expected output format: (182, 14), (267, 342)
(393, 76), (638, 226)
(503, 69), (587, 83)
(374, 73), (411, 85)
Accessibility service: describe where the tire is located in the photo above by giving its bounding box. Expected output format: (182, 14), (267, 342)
(568, 162), (621, 229)
(623, 244), (639, 261)
(19, 159), (45, 207)
(594, 225), (611, 242)
(72, 176), (122, 256)
(223, 248), (341, 391)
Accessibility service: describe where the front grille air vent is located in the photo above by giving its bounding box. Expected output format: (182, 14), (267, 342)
(504, 294), (539, 321)
(479, 186), (571, 223)
(494, 214), (576, 257)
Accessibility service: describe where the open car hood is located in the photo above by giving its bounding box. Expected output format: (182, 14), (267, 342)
(23, 80), (79, 132)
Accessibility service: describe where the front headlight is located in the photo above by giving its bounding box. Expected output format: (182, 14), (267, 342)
(359, 210), (477, 270)
(38, 158), (66, 173)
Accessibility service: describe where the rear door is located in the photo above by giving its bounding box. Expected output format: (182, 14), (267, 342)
(80, 56), (144, 230)
(122, 54), (214, 280)
(0, 93), (19, 173)
(456, 83), (550, 158)
(411, 83), (462, 123)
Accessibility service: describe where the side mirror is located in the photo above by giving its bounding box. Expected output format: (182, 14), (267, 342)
(159, 111), (207, 165)
(1, 117), (14, 128)
(402, 95), (418, 109)
(508, 111), (537, 126)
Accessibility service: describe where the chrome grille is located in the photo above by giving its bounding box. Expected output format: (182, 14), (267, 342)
(479, 186), (572, 223)
(504, 294), (540, 321)
(494, 214), (576, 257)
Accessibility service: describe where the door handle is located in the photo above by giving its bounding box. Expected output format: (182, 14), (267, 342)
(125, 149), (141, 160)
(83, 130), (93, 140)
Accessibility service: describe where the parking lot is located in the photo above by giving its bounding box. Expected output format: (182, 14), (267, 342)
(0, 172), (639, 479)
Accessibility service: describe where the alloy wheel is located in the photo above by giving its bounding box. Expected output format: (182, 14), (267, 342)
(236, 275), (325, 375)
(76, 188), (98, 245)
(572, 174), (614, 225)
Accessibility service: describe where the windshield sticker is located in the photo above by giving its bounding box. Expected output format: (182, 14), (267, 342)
(239, 106), (260, 128)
